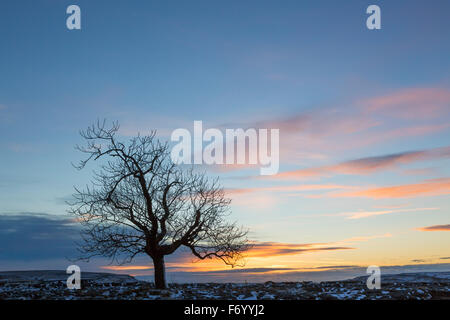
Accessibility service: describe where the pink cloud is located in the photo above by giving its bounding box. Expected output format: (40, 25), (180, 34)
(272, 146), (450, 180)
(213, 86), (450, 173)
(363, 88), (450, 119)
(334, 207), (439, 220)
(331, 178), (450, 199)
(225, 183), (352, 196)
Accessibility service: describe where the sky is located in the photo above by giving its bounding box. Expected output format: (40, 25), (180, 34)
(0, 0), (449, 282)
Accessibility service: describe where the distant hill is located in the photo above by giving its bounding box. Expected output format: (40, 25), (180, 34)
(350, 271), (450, 283)
(0, 270), (138, 283)
(1, 269), (449, 284)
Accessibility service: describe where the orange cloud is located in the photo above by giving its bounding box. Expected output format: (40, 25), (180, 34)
(332, 178), (450, 199)
(416, 224), (450, 232)
(100, 242), (356, 275)
(97, 234), (395, 275)
(245, 241), (354, 258)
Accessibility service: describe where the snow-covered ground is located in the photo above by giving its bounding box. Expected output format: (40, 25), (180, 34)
(0, 270), (448, 300)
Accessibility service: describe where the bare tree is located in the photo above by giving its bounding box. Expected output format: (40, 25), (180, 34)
(69, 121), (250, 289)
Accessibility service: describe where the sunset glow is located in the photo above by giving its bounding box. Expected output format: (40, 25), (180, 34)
(0, 0), (449, 283)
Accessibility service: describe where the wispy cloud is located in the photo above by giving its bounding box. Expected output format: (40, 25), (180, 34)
(215, 86), (450, 171)
(100, 265), (152, 271)
(189, 267), (296, 274)
(333, 207), (439, 220)
(226, 184), (352, 196)
(331, 178), (450, 199)
(243, 234), (391, 258)
(338, 233), (392, 243)
(225, 184), (354, 209)
(273, 146), (450, 180)
(416, 224), (450, 232)
(411, 259), (427, 263)
(7, 143), (37, 153)
(245, 241), (355, 258)
(362, 87), (450, 119)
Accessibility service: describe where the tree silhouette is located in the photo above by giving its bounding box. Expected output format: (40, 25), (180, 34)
(69, 121), (250, 289)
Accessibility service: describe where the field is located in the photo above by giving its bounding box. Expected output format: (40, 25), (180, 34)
(0, 271), (449, 300)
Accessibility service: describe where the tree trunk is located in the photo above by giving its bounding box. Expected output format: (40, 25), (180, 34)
(152, 255), (166, 289)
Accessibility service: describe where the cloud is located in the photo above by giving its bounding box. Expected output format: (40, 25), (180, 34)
(232, 177), (450, 203)
(235, 107), (380, 165)
(333, 207), (438, 220)
(401, 167), (438, 176)
(226, 184), (352, 196)
(338, 233), (392, 243)
(311, 265), (360, 270)
(212, 86), (450, 173)
(7, 143), (37, 153)
(416, 224), (450, 232)
(103, 234), (393, 277)
(225, 184), (354, 210)
(54, 195), (76, 206)
(250, 108), (378, 138)
(193, 267), (296, 274)
(273, 146), (450, 180)
(100, 265), (152, 271)
(0, 213), (81, 261)
(0, 213), (355, 274)
(331, 178), (450, 199)
(245, 241), (355, 258)
(362, 88), (450, 119)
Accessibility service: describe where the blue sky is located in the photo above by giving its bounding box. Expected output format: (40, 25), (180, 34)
(0, 0), (449, 281)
